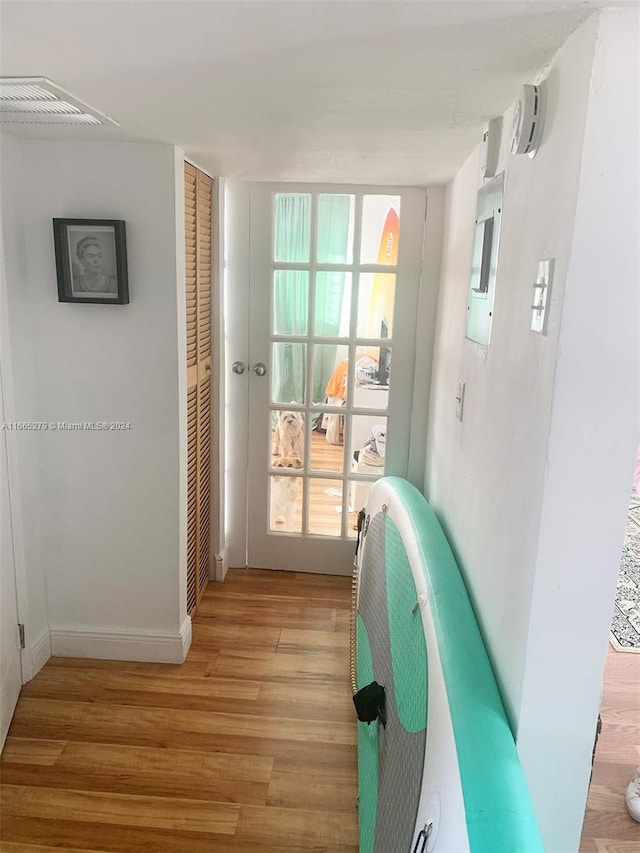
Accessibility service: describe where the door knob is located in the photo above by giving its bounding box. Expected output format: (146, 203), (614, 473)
(231, 361), (246, 375)
(253, 362), (267, 377)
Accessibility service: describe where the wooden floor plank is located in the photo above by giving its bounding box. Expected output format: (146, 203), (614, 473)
(0, 842), (105, 853)
(335, 609), (351, 634)
(0, 816), (251, 853)
(1, 742), (272, 805)
(0, 785), (240, 834)
(194, 598), (338, 631)
(8, 697), (354, 748)
(15, 672), (354, 722)
(595, 842), (640, 853)
(1, 570), (357, 851)
(212, 647), (348, 682)
(209, 585), (351, 604)
(267, 769), (358, 812)
(45, 656), (211, 677)
(19, 666), (261, 703)
(0, 739), (66, 767)
(190, 620), (282, 651)
(235, 803), (358, 847)
(277, 627), (350, 654)
(257, 680), (354, 722)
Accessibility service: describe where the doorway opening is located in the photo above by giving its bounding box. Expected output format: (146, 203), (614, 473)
(226, 183), (427, 573)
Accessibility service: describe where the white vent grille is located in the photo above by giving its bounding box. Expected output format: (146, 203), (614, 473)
(0, 77), (118, 126)
(2, 83), (57, 101)
(4, 100), (81, 114)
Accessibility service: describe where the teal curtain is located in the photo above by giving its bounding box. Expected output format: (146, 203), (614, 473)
(314, 194), (352, 402)
(273, 193), (351, 406)
(273, 194), (309, 404)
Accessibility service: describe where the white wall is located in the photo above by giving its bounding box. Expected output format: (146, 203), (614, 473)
(516, 8), (639, 850)
(1, 138), (190, 663)
(425, 9), (638, 851)
(426, 13), (599, 723)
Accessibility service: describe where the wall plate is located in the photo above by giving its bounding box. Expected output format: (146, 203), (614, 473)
(456, 380), (465, 421)
(531, 259), (554, 334)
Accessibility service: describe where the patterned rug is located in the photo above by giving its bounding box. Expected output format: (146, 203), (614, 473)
(610, 492), (640, 652)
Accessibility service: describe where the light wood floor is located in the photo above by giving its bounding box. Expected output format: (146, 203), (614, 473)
(579, 645), (640, 852)
(3, 577), (636, 852)
(0, 570), (358, 852)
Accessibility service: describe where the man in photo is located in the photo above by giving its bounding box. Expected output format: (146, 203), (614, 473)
(72, 234), (117, 295)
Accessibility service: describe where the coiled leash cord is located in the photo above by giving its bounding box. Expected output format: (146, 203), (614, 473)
(350, 509), (367, 696)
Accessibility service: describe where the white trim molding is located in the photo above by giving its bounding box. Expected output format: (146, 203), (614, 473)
(50, 619), (192, 664)
(179, 615), (192, 662)
(29, 629), (52, 678)
(214, 545), (229, 582)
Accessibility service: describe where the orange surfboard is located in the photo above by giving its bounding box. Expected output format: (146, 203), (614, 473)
(368, 206), (399, 337)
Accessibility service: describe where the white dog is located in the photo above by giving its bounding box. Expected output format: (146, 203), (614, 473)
(270, 455), (303, 530)
(272, 409), (305, 460)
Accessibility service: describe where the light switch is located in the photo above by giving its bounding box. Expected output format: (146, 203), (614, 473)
(531, 259), (554, 334)
(456, 380), (465, 422)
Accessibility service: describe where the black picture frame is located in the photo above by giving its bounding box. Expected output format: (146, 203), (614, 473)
(53, 218), (129, 304)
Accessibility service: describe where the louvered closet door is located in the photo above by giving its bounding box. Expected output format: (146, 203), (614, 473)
(185, 163), (213, 614)
(196, 170), (213, 599)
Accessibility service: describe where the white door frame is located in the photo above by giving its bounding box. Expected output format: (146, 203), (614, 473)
(225, 181), (431, 573)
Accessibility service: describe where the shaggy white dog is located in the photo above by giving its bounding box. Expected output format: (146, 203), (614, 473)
(270, 455), (303, 531)
(272, 410), (305, 459)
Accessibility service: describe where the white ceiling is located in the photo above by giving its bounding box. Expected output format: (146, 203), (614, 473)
(0, 0), (603, 184)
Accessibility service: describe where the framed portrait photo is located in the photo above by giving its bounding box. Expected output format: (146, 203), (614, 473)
(53, 218), (129, 304)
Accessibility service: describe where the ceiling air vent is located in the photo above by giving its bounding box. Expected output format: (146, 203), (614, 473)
(0, 77), (119, 126)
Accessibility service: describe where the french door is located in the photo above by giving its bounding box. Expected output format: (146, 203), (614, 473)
(232, 183), (425, 574)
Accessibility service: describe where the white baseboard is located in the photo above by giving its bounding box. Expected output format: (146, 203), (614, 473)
(179, 615), (192, 661)
(30, 630), (51, 677)
(50, 619), (193, 664)
(214, 545), (229, 582)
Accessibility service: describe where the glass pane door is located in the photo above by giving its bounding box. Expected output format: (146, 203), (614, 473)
(246, 183), (425, 573)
